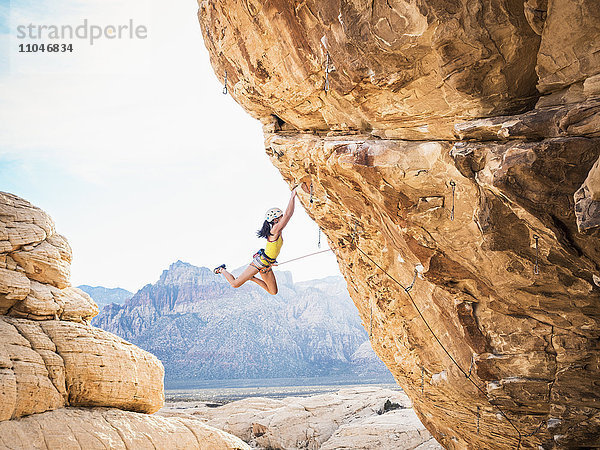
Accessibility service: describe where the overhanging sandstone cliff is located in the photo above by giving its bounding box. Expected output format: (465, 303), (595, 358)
(197, 1), (600, 448)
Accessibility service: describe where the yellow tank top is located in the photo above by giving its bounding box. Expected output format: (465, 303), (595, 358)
(265, 235), (283, 260)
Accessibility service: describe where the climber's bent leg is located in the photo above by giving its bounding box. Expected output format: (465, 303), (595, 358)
(259, 267), (278, 295)
(221, 265), (259, 288)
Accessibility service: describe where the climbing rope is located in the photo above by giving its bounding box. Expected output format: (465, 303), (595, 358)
(450, 180), (456, 221)
(222, 71), (228, 95)
(369, 300), (373, 338)
(274, 248), (332, 267)
(348, 237), (542, 448)
(533, 235), (540, 275)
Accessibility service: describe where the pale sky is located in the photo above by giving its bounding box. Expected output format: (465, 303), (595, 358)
(0, 0), (341, 292)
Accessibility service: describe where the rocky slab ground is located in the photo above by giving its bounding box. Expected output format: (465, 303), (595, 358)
(0, 407), (248, 450)
(160, 386), (442, 449)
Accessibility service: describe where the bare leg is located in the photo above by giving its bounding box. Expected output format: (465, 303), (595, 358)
(220, 265), (259, 288)
(249, 276), (269, 291)
(259, 268), (278, 295)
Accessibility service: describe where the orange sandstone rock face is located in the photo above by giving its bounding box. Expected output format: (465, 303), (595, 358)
(198, 1), (600, 448)
(198, 0), (540, 140)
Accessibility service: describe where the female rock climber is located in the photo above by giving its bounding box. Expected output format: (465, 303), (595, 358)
(213, 185), (301, 295)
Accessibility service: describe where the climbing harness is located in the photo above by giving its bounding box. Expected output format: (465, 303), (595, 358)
(324, 51), (331, 92)
(222, 71), (228, 95)
(533, 235), (540, 275)
(449, 180), (456, 221)
(251, 249), (277, 271)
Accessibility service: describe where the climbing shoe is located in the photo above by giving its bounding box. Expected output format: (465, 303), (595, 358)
(213, 264), (226, 274)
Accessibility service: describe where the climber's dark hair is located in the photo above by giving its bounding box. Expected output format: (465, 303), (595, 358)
(257, 220), (272, 239)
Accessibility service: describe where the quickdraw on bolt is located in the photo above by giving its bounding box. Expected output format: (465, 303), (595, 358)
(404, 264), (424, 293)
(222, 71), (228, 95)
(317, 229), (321, 248)
(351, 220), (359, 243)
(324, 51), (330, 92)
(450, 180), (456, 221)
(309, 182), (314, 204)
(421, 366), (425, 394)
(533, 235), (540, 275)
(466, 354), (475, 379)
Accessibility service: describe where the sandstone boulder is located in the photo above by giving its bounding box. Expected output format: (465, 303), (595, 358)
(321, 408), (441, 450)
(0, 318), (64, 421)
(0, 267), (30, 314)
(11, 235), (71, 289)
(0, 316), (164, 420)
(0, 192), (54, 253)
(8, 281), (98, 322)
(0, 407), (249, 450)
(0, 192), (97, 322)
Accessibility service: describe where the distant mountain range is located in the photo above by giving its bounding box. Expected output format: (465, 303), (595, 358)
(90, 261), (393, 384)
(78, 285), (132, 308)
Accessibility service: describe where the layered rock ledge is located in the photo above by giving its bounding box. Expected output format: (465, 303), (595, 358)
(0, 192), (249, 449)
(198, 1), (600, 448)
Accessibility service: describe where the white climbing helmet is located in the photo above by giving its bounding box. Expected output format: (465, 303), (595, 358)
(265, 207), (283, 222)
